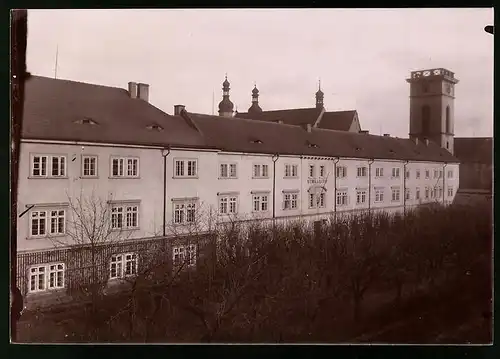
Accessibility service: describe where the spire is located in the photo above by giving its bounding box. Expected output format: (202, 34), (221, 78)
(218, 74), (234, 117)
(315, 79), (324, 109)
(248, 83), (263, 114)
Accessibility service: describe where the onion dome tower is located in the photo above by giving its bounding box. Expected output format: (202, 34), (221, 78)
(315, 80), (324, 109)
(218, 75), (234, 117)
(248, 84), (263, 114)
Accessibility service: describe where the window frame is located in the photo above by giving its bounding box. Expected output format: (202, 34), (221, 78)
(30, 154), (67, 178)
(374, 188), (384, 203)
(81, 155), (98, 178)
(28, 262), (65, 293)
(252, 193), (269, 212)
(173, 158), (198, 179)
(283, 191), (299, 210)
(218, 194), (239, 215)
(172, 199), (198, 225)
(375, 167), (384, 177)
(391, 167), (400, 178)
(284, 164), (299, 178)
(336, 166), (347, 178)
(391, 187), (401, 202)
(172, 244), (197, 269)
(29, 207), (67, 239)
(356, 166), (367, 178)
(110, 203), (140, 230)
(109, 252), (138, 280)
(356, 189), (367, 205)
(336, 189), (349, 207)
(110, 156), (140, 178)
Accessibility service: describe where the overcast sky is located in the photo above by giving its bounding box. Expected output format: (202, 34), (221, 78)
(26, 8), (493, 138)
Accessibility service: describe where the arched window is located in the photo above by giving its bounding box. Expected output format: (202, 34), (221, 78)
(421, 105), (431, 135)
(445, 106), (451, 133)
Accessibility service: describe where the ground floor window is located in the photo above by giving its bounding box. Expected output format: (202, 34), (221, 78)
(173, 244), (197, 268)
(28, 263), (65, 293)
(109, 253), (138, 279)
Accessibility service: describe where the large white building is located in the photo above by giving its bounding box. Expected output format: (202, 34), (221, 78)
(16, 69), (460, 305)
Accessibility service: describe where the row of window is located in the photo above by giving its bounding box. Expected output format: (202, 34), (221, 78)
(29, 184), (456, 236)
(30, 203), (139, 237)
(30, 154), (454, 181)
(28, 245), (197, 294)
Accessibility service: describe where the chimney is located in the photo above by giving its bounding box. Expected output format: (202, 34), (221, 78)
(128, 82), (138, 99)
(424, 138), (429, 146)
(306, 123), (312, 133)
(383, 133), (390, 137)
(360, 130), (369, 135)
(174, 105), (186, 116)
(137, 83), (149, 102)
(414, 137), (419, 145)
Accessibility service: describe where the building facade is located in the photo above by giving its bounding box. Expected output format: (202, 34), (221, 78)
(16, 71), (460, 307)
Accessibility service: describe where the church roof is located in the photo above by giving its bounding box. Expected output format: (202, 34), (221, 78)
(317, 110), (358, 131)
(22, 75), (458, 163)
(236, 107), (322, 126)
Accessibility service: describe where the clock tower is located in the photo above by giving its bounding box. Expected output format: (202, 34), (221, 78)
(406, 68), (459, 155)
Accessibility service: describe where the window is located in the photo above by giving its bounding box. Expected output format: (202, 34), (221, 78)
(309, 164), (315, 178)
(284, 164), (298, 178)
(111, 204), (139, 230)
(430, 188), (435, 199)
(405, 189), (411, 200)
(392, 167), (400, 178)
(29, 263), (65, 293)
(422, 105), (431, 135)
(425, 170), (430, 179)
(220, 163), (237, 179)
(356, 190), (367, 205)
(82, 155), (98, 177)
(111, 156), (139, 178)
(357, 167), (367, 177)
(31, 154), (67, 178)
(30, 208), (66, 237)
(391, 187), (401, 202)
(336, 166), (347, 178)
(375, 168), (384, 177)
(374, 188), (384, 203)
(219, 194), (238, 215)
(439, 170), (443, 179)
(110, 253), (138, 279)
(416, 187), (420, 200)
(283, 192), (298, 210)
(309, 192), (326, 208)
(173, 244), (197, 268)
(253, 164), (269, 178)
(446, 106), (451, 133)
(173, 200), (197, 225)
(416, 170), (421, 179)
(437, 186), (443, 199)
(252, 194), (269, 212)
(405, 170), (410, 179)
(174, 159), (197, 178)
(319, 165), (326, 177)
(425, 187), (429, 199)
(447, 170), (453, 178)
(336, 190), (348, 206)
(434, 169), (439, 179)
(448, 186), (454, 197)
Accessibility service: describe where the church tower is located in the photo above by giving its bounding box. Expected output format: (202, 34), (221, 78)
(218, 75), (234, 118)
(248, 84), (263, 114)
(315, 80), (324, 110)
(406, 68), (459, 154)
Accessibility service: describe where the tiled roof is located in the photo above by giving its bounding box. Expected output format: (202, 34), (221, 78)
(454, 137), (493, 164)
(236, 107), (358, 132)
(189, 113), (458, 163)
(235, 108), (322, 126)
(22, 76), (458, 163)
(317, 110), (357, 131)
(22, 75), (206, 148)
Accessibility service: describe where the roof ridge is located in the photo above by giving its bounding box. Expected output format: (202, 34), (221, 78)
(29, 74), (128, 92)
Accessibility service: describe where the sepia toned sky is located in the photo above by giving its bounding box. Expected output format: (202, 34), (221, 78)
(26, 8), (494, 138)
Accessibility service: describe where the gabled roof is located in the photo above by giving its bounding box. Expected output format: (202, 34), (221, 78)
(454, 137), (493, 164)
(235, 107), (322, 126)
(21, 76), (458, 163)
(22, 75), (206, 148)
(188, 113), (458, 163)
(317, 110), (358, 131)
(236, 107), (359, 132)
